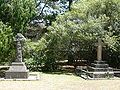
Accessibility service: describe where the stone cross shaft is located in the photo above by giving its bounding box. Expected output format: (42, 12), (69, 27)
(97, 38), (103, 61)
(15, 33), (26, 62)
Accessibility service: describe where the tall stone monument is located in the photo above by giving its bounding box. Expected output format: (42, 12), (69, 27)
(76, 38), (114, 79)
(5, 33), (29, 79)
(87, 38), (114, 78)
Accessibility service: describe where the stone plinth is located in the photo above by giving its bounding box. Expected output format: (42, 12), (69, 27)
(88, 60), (114, 78)
(5, 62), (29, 79)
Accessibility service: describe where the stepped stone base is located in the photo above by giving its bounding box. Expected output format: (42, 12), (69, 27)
(76, 60), (115, 79)
(89, 71), (114, 78)
(5, 62), (29, 79)
(88, 60), (114, 78)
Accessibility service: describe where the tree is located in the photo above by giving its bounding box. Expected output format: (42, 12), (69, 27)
(0, 0), (37, 34)
(25, 0), (120, 71)
(0, 0), (37, 65)
(31, 0), (76, 26)
(0, 21), (14, 64)
(42, 0), (120, 68)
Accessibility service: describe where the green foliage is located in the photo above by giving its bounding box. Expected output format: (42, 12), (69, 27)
(0, 0), (37, 34)
(0, 0), (37, 65)
(21, 0), (120, 71)
(0, 21), (14, 65)
(30, 0), (120, 70)
(24, 39), (47, 71)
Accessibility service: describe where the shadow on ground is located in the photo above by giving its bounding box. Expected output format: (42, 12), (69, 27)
(42, 70), (76, 76)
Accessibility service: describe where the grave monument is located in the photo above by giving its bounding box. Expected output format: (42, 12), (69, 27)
(76, 38), (114, 79)
(87, 38), (114, 78)
(5, 33), (29, 79)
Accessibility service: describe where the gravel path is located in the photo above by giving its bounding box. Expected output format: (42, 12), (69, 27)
(0, 73), (120, 90)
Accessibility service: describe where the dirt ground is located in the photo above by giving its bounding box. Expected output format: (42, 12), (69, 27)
(0, 73), (120, 90)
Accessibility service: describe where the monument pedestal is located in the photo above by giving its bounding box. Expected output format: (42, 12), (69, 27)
(88, 60), (114, 78)
(5, 62), (29, 79)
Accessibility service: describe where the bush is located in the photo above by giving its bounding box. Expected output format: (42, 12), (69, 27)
(25, 0), (120, 71)
(0, 21), (14, 65)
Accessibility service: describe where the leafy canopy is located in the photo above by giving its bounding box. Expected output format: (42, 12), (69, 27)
(0, 21), (13, 64)
(41, 0), (120, 65)
(0, 0), (37, 34)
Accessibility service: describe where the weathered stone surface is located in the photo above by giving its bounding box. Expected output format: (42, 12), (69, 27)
(5, 62), (29, 79)
(5, 33), (29, 79)
(88, 61), (114, 78)
(87, 39), (114, 78)
(77, 38), (114, 79)
(96, 38), (103, 61)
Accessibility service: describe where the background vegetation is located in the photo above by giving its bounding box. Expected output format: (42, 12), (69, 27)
(0, 0), (120, 71)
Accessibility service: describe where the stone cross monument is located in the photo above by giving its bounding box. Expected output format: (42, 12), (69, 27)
(97, 38), (103, 61)
(5, 33), (29, 79)
(15, 33), (26, 62)
(83, 38), (114, 79)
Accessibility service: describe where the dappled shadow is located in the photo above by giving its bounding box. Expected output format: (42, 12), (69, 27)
(42, 70), (76, 76)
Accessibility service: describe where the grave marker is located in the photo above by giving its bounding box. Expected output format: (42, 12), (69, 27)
(5, 33), (29, 79)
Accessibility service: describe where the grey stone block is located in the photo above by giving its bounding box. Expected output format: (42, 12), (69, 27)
(5, 62), (29, 79)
